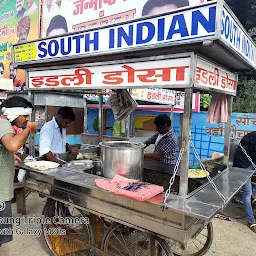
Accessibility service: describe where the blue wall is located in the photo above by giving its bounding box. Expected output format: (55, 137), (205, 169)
(87, 109), (256, 166)
(187, 112), (256, 165)
(36, 109), (256, 167)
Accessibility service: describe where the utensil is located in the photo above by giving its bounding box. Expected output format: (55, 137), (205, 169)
(55, 157), (68, 165)
(25, 161), (60, 170)
(100, 141), (144, 180)
(93, 160), (102, 175)
(63, 160), (94, 172)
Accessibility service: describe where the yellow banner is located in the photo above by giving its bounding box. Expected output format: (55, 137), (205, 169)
(0, 0), (39, 91)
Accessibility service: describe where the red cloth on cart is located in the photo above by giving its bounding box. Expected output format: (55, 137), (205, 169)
(95, 174), (164, 202)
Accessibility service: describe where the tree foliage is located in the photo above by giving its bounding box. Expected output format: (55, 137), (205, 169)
(249, 27), (256, 43)
(200, 94), (211, 110)
(225, 0), (256, 32)
(224, 0), (256, 113)
(233, 79), (256, 113)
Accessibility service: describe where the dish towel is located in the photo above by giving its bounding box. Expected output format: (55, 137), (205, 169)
(95, 174), (164, 201)
(206, 94), (228, 124)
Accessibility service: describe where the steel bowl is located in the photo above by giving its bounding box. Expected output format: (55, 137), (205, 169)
(99, 141), (144, 180)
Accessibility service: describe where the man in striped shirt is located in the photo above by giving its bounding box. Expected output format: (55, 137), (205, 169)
(144, 114), (178, 164)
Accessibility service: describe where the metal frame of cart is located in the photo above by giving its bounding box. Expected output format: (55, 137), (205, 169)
(13, 1), (256, 255)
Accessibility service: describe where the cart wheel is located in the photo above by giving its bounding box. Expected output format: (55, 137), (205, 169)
(42, 199), (95, 256)
(101, 222), (173, 256)
(167, 222), (213, 256)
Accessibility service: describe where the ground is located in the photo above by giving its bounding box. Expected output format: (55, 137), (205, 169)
(1, 193), (255, 256)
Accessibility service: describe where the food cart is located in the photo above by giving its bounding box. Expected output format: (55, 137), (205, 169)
(13, 1), (256, 255)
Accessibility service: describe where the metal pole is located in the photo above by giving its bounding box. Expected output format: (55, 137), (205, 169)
(179, 88), (193, 197)
(28, 90), (36, 157)
(223, 96), (233, 166)
(129, 111), (136, 137)
(126, 89), (132, 138)
(98, 94), (104, 142)
(83, 98), (88, 134)
(126, 115), (130, 138)
(170, 105), (174, 128)
(170, 91), (176, 128)
(45, 105), (48, 121)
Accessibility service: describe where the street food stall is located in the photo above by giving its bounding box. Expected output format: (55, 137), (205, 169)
(13, 1), (255, 255)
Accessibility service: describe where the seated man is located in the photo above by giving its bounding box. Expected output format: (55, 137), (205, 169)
(233, 132), (256, 233)
(144, 114), (178, 164)
(39, 107), (78, 165)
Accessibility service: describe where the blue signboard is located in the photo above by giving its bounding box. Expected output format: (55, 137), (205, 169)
(220, 5), (256, 69)
(13, 3), (217, 63)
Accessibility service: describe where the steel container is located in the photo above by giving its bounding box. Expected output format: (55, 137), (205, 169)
(99, 141), (144, 180)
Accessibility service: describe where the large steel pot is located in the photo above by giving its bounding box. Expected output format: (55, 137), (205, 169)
(99, 141), (144, 180)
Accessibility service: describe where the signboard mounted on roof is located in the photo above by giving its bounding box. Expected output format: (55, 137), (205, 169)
(27, 55), (191, 89)
(220, 3), (256, 70)
(26, 53), (238, 96)
(13, 1), (256, 71)
(14, 2), (217, 64)
(195, 57), (238, 95)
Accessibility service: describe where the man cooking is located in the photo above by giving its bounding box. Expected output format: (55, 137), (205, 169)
(144, 114), (178, 164)
(39, 107), (79, 165)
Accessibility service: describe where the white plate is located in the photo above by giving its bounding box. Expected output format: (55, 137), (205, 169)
(25, 161), (60, 170)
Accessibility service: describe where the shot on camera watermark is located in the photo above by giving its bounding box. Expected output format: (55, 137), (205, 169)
(0, 214), (91, 238)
